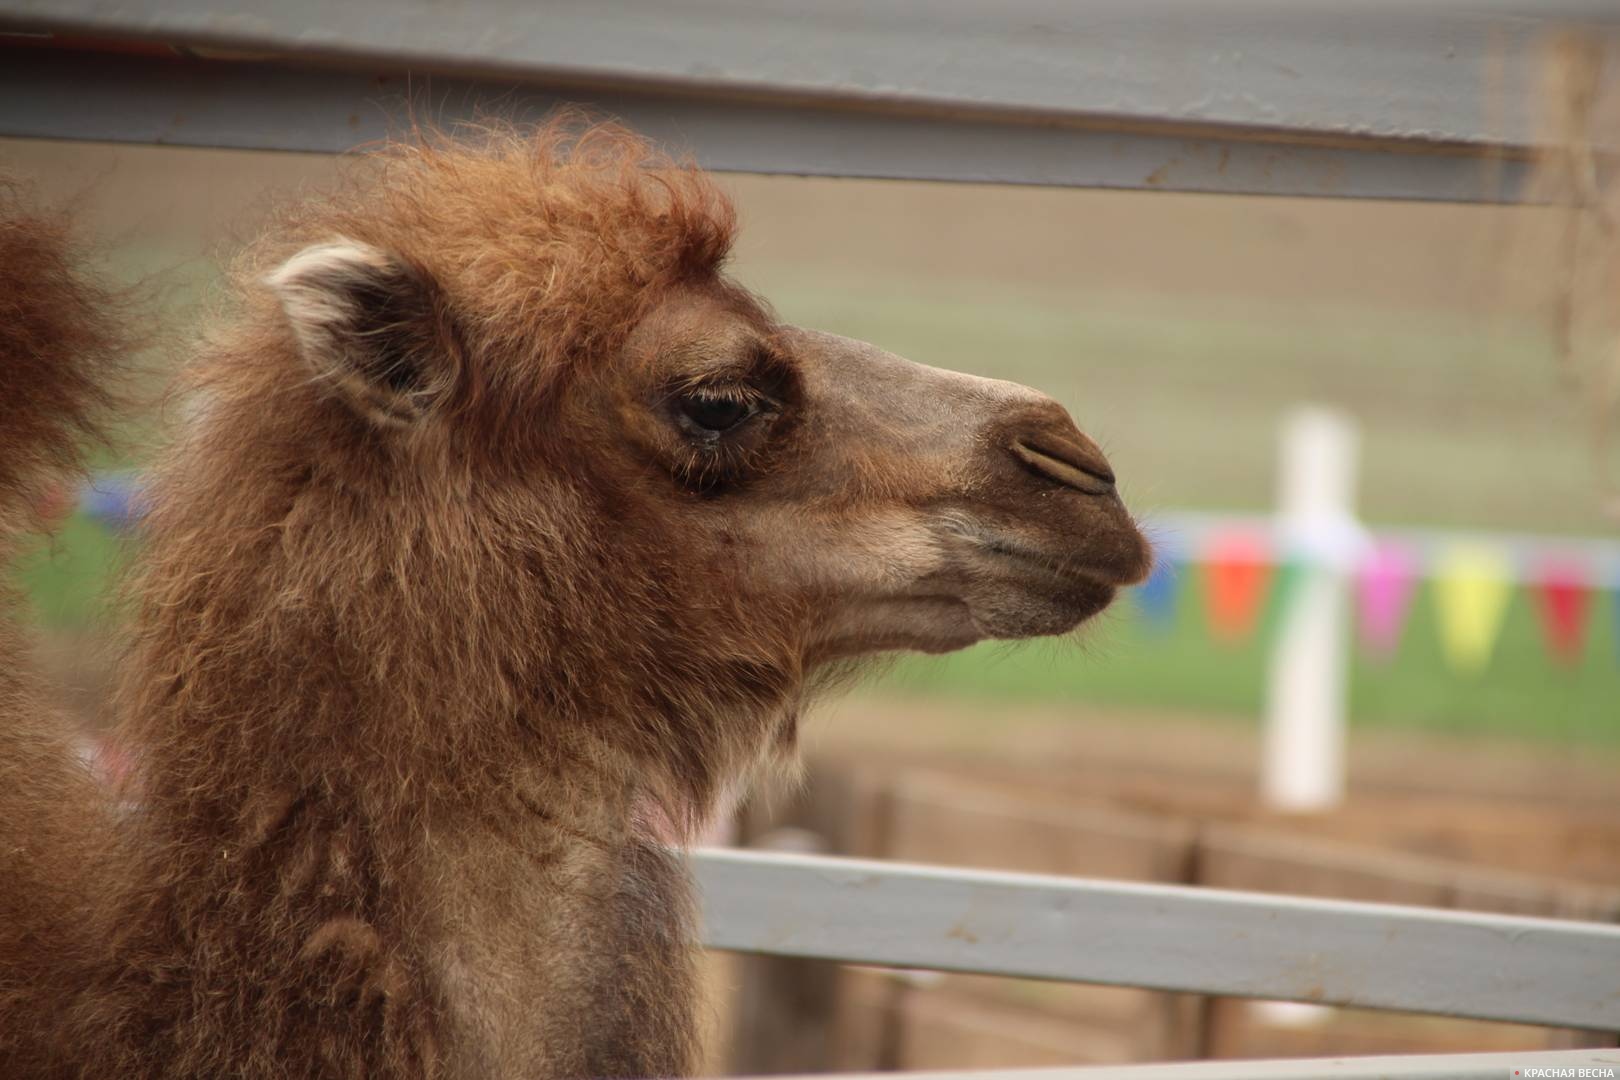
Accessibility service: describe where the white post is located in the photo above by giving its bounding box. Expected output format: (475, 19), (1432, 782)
(1261, 406), (1362, 813)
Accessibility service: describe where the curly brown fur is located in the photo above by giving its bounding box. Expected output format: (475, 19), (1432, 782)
(0, 183), (122, 543)
(0, 183), (127, 1077)
(5, 116), (1149, 1080)
(32, 120), (747, 1080)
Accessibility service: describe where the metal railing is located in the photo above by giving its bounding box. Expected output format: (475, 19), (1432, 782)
(695, 849), (1620, 1079)
(737, 1051), (1620, 1080)
(3, 1), (1618, 202)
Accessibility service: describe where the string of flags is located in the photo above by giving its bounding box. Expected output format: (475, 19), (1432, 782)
(1133, 517), (1620, 674)
(39, 478), (1620, 674)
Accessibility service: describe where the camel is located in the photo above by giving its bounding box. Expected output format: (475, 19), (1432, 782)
(0, 119), (1151, 1079)
(0, 182), (128, 1076)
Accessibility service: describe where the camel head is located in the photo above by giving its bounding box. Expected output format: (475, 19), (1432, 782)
(595, 289), (1152, 662)
(257, 125), (1150, 688)
(204, 120), (1155, 821)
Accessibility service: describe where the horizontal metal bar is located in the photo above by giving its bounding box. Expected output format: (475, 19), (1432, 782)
(0, 0), (1605, 149)
(692, 849), (1620, 1031)
(0, 48), (1537, 203)
(756, 1047), (1620, 1080)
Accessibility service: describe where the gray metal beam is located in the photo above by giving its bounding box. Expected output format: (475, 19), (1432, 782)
(0, 49), (1536, 202)
(3, 1), (1612, 200)
(0, 1), (1602, 147)
(692, 849), (1620, 1032)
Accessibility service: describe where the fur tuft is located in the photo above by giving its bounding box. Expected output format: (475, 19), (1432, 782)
(0, 181), (125, 547)
(0, 181), (129, 1077)
(13, 116), (745, 1079)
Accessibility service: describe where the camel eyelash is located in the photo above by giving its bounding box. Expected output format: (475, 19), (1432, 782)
(654, 347), (798, 491)
(670, 435), (770, 494)
(664, 377), (781, 436)
(661, 383), (784, 492)
(660, 343), (795, 413)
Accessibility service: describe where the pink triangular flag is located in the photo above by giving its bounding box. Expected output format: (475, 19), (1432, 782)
(1356, 542), (1417, 660)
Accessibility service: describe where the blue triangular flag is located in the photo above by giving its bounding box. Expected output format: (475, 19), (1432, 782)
(1133, 551), (1178, 632)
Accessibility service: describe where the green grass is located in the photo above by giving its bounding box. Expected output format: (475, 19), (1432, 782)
(11, 512), (127, 630)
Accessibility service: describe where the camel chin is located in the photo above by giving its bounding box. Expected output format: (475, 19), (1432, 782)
(944, 513), (1151, 642)
(804, 515), (1146, 660)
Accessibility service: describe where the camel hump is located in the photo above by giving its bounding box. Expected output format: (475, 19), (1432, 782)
(0, 180), (128, 552)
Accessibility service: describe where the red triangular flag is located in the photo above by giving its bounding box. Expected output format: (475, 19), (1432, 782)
(1205, 532), (1272, 645)
(1536, 558), (1591, 665)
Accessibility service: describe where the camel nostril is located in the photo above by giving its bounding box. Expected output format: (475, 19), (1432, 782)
(1010, 437), (1116, 496)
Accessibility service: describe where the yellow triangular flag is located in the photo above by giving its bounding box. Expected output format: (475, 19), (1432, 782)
(1433, 545), (1513, 675)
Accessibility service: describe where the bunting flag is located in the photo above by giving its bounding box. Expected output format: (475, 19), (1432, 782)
(1356, 542), (1418, 660)
(1613, 585), (1620, 666)
(1614, 585), (1620, 666)
(1433, 544), (1514, 675)
(1536, 558), (1592, 665)
(81, 473), (142, 532)
(33, 480), (75, 524)
(1132, 552), (1178, 632)
(1263, 556), (1306, 642)
(1205, 532), (1272, 644)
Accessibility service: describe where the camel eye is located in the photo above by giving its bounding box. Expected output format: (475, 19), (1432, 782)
(676, 391), (754, 435)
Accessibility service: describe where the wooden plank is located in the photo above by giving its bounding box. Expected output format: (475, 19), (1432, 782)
(886, 770), (1197, 883)
(1198, 822), (1620, 917)
(897, 989), (1141, 1069)
(1197, 823), (1620, 1054)
(883, 769), (1203, 1062)
(724, 763), (892, 1074)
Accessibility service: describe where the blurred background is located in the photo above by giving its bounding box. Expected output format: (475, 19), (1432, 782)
(5, 129), (1619, 1068)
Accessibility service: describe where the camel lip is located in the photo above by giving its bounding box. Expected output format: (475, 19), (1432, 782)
(968, 533), (1144, 590)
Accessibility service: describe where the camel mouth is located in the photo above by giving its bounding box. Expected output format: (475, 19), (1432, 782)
(965, 530), (1150, 592)
(913, 527), (1144, 643)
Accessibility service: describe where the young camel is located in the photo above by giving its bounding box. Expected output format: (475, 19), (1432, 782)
(0, 185), (127, 1076)
(0, 121), (1150, 1079)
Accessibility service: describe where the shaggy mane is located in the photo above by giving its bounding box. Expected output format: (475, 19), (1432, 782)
(223, 116), (738, 432)
(5, 120), (772, 1079)
(0, 181), (129, 1078)
(0, 181), (125, 546)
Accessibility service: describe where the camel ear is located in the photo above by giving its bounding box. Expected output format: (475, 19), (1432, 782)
(266, 240), (460, 428)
